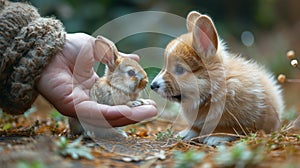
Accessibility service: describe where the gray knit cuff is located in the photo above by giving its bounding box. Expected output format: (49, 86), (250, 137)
(0, 1), (66, 115)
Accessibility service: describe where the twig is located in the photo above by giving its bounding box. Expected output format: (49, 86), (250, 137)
(286, 79), (300, 83)
(227, 110), (248, 136)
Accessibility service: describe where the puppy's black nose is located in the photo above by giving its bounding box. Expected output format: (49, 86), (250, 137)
(150, 82), (160, 90)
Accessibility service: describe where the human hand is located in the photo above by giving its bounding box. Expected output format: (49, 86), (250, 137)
(37, 33), (157, 127)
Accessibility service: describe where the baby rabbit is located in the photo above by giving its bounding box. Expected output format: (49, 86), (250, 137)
(150, 11), (284, 145)
(69, 36), (148, 139)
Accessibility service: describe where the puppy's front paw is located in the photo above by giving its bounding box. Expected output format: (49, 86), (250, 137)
(126, 99), (148, 107)
(203, 136), (237, 146)
(177, 129), (199, 140)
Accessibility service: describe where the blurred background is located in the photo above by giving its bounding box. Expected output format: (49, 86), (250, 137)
(21, 0), (300, 116)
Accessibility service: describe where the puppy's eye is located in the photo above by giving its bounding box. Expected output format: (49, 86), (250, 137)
(175, 65), (185, 75)
(127, 70), (136, 77)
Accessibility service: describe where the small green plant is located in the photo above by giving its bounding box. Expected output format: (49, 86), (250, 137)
(239, 133), (259, 143)
(214, 142), (264, 168)
(128, 128), (136, 134)
(156, 127), (176, 141)
(55, 136), (94, 160)
(49, 109), (66, 122)
(2, 123), (12, 131)
(173, 150), (206, 168)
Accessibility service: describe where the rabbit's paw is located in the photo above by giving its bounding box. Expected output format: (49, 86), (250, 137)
(126, 99), (147, 107)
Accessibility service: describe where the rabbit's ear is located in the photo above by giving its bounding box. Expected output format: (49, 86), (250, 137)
(186, 11), (201, 32)
(95, 36), (119, 70)
(192, 15), (218, 58)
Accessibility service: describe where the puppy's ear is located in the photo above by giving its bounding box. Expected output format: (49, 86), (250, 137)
(186, 11), (201, 32)
(192, 15), (218, 58)
(95, 36), (119, 70)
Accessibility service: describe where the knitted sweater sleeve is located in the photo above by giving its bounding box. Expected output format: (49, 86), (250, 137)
(0, 1), (66, 115)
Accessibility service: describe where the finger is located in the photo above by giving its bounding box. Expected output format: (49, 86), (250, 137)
(107, 117), (138, 126)
(74, 103), (136, 127)
(74, 101), (132, 120)
(69, 34), (97, 81)
(64, 33), (96, 57)
(80, 116), (138, 128)
(74, 101), (157, 127)
(118, 52), (140, 62)
(74, 101), (132, 128)
(80, 105), (157, 127)
(124, 105), (157, 122)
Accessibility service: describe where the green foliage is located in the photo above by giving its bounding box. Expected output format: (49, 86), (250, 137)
(255, 0), (278, 29)
(49, 109), (66, 122)
(141, 67), (161, 98)
(128, 127), (136, 134)
(173, 140), (264, 168)
(144, 67), (161, 85)
(214, 142), (264, 168)
(2, 123), (12, 131)
(17, 160), (46, 168)
(156, 127), (176, 141)
(55, 136), (94, 160)
(240, 133), (258, 143)
(173, 150), (206, 168)
(0, 109), (14, 122)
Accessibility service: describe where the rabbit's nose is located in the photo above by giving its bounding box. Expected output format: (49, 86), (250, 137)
(150, 82), (160, 91)
(137, 78), (148, 90)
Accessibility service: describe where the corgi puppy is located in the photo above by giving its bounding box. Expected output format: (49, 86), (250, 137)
(150, 11), (284, 145)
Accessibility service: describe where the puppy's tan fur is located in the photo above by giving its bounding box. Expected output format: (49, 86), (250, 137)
(151, 11), (283, 145)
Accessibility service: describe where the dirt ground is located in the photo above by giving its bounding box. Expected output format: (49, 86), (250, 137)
(0, 96), (300, 168)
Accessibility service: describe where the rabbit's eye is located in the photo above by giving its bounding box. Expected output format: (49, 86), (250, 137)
(175, 65), (185, 75)
(127, 70), (136, 77)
